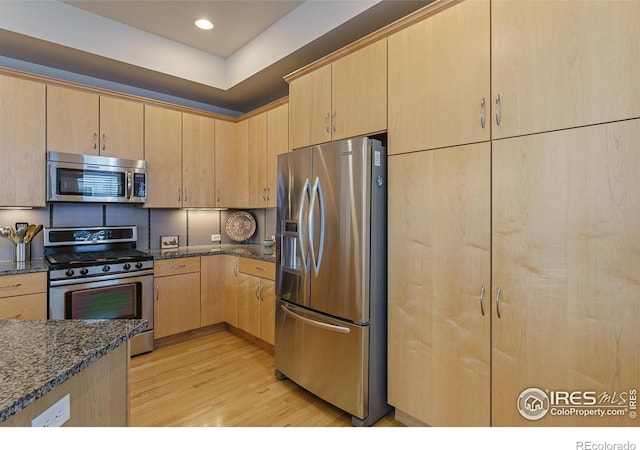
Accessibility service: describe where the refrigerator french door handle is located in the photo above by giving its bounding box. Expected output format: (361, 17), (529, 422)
(280, 304), (350, 334)
(298, 178), (311, 272)
(309, 177), (325, 276)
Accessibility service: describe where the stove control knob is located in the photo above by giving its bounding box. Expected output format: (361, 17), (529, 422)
(80, 268), (89, 276)
(102, 265), (111, 273)
(123, 263), (131, 271)
(65, 269), (75, 277)
(135, 262), (143, 269)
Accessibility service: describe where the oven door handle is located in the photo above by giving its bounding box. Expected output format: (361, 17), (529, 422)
(49, 269), (154, 287)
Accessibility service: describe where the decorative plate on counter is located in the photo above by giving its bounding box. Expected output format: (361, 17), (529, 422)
(225, 211), (257, 242)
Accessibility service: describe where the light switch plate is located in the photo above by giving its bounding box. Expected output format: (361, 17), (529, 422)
(31, 393), (70, 427)
(211, 234), (221, 242)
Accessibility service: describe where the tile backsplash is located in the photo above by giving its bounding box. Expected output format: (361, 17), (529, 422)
(0, 205), (276, 261)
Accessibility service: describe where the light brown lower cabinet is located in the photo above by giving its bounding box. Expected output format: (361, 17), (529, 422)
(225, 255), (240, 327)
(237, 257), (276, 345)
(154, 257), (201, 339)
(200, 255), (226, 326)
(0, 272), (47, 320)
(389, 119), (640, 427)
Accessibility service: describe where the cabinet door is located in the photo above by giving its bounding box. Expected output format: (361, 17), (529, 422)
(154, 272), (201, 339)
(259, 278), (275, 345)
(492, 1), (640, 139)
(47, 85), (99, 155)
(238, 273), (261, 337)
(144, 105), (183, 208)
(288, 64), (331, 150)
(492, 121), (640, 426)
(388, 143), (491, 426)
(99, 96), (144, 160)
(183, 113), (216, 208)
(248, 113), (268, 208)
(0, 75), (46, 207)
(266, 103), (288, 207)
(331, 38), (387, 142)
(215, 120), (248, 207)
(224, 256), (239, 327)
(201, 255), (226, 326)
(388, 0), (490, 154)
(0, 293), (47, 320)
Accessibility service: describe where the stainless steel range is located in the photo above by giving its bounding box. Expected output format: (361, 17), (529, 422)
(44, 225), (154, 355)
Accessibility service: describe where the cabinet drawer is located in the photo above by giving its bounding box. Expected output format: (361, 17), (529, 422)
(0, 272), (47, 299)
(154, 257), (200, 277)
(238, 258), (275, 281)
(0, 293), (47, 319)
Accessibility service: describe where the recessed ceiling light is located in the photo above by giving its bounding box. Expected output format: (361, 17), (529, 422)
(195, 19), (214, 30)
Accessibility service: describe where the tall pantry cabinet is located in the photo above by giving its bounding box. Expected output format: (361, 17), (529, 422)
(387, 0), (640, 427)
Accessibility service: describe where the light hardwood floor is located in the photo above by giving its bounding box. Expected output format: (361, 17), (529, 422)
(129, 328), (402, 427)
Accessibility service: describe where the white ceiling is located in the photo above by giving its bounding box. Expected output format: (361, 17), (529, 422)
(0, 0), (432, 114)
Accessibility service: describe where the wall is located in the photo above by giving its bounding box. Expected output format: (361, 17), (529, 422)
(0, 205), (276, 262)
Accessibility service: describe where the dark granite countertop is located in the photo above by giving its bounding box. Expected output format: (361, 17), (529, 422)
(146, 244), (276, 263)
(0, 319), (147, 423)
(0, 259), (49, 276)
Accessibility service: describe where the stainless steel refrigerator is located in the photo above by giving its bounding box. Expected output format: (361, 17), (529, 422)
(275, 136), (391, 426)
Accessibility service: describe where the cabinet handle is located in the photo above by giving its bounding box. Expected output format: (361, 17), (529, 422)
(0, 283), (21, 289)
(184, 188), (188, 203)
(266, 187), (270, 202)
(495, 94), (501, 126)
(331, 111), (336, 132)
(262, 187), (267, 202)
(480, 98), (486, 129)
(234, 263), (238, 278)
(259, 285), (264, 301)
(1, 314), (21, 319)
(93, 133), (98, 150)
(177, 188), (181, 202)
(255, 266), (265, 271)
(102, 133), (106, 151)
(324, 113), (330, 133)
(495, 286), (502, 318)
(155, 284), (160, 302)
(217, 189), (221, 204)
(255, 284), (260, 300)
(479, 284), (486, 316)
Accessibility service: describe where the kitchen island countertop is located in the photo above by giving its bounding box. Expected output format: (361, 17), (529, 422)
(0, 319), (147, 424)
(146, 244), (276, 263)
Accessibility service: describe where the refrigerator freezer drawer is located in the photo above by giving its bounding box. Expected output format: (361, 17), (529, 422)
(275, 299), (369, 419)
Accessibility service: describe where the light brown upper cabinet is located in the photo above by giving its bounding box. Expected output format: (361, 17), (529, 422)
(491, 0), (640, 139)
(144, 105), (182, 208)
(47, 85), (143, 159)
(247, 103), (289, 209)
(388, 142), (491, 426)
(288, 39), (387, 150)
(388, 0), (490, 155)
(266, 103), (289, 208)
(215, 120), (248, 208)
(0, 74), (46, 207)
(182, 113), (216, 208)
(247, 112), (268, 209)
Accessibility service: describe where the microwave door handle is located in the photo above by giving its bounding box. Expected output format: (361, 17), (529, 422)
(126, 172), (133, 200)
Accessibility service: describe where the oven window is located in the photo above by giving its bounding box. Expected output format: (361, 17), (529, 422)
(65, 283), (141, 319)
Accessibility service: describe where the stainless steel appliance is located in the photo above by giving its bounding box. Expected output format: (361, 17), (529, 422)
(275, 136), (390, 426)
(47, 151), (147, 203)
(44, 225), (154, 356)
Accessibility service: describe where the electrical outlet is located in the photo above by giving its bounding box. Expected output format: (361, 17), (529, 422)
(31, 393), (70, 427)
(211, 234), (221, 242)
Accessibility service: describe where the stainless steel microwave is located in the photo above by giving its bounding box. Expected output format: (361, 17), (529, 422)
(47, 151), (147, 203)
